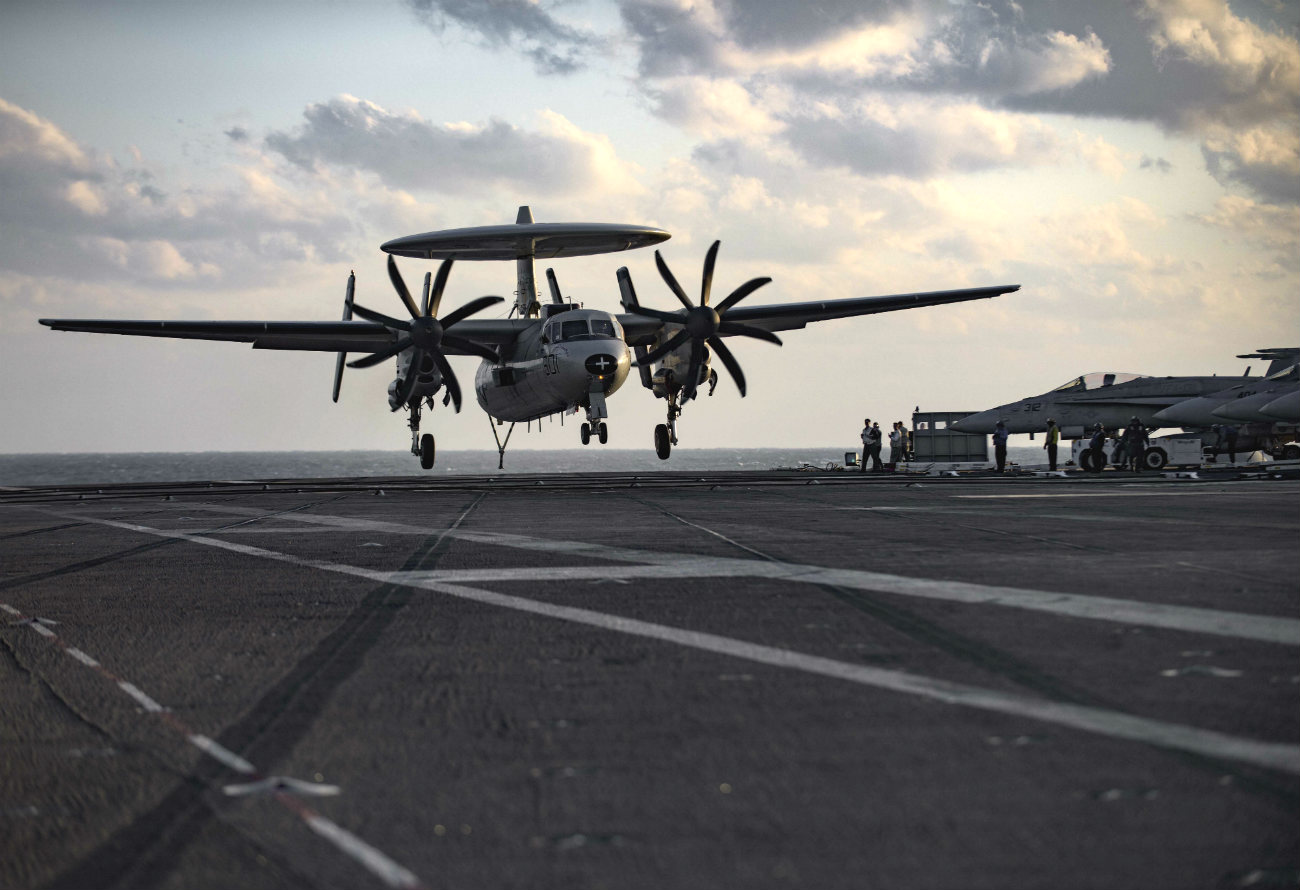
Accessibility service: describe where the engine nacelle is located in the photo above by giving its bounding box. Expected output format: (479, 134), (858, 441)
(388, 352), (443, 410)
(650, 345), (710, 399)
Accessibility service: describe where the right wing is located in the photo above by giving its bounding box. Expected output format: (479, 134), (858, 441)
(616, 284), (1020, 347)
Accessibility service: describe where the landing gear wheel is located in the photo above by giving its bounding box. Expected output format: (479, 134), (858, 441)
(598, 422), (608, 445)
(654, 423), (671, 460)
(419, 433), (436, 469)
(1282, 443), (1300, 461)
(1142, 447), (1168, 471)
(580, 422), (591, 445)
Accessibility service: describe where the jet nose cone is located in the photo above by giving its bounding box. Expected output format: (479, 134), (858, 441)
(951, 411), (995, 433)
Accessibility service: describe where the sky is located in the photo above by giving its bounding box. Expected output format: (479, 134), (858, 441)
(1, 0), (1297, 456)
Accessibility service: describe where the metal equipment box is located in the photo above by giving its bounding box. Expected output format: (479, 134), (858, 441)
(911, 411), (989, 462)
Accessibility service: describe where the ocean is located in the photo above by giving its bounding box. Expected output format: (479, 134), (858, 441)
(0, 447), (1048, 486)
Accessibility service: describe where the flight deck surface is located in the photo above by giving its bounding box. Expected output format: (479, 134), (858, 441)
(2, 470), (1297, 889)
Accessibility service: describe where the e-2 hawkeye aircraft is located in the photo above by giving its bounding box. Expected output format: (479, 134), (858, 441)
(41, 207), (1020, 468)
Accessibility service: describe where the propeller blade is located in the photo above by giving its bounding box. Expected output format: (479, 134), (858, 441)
(681, 339), (705, 403)
(441, 334), (499, 362)
(351, 302), (412, 331)
(630, 305), (683, 324)
(428, 259), (453, 317)
(387, 255), (422, 319)
(654, 250), (694, 311)
(430, 350), (462, 412)
(440, 295), (505, 329)
(421, 271), (432, 317)
(333, 271), (356, 403)
(394, 348), (425, 408)
(715, 276), (772, 313)
(700, 240), (720, 307)
(636, 328), (691, 366)
(347, 337), (412, 368)
(708, 336), (746, 397)
(717, 321), (783, 346)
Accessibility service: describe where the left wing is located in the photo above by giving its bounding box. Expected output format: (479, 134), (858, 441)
(617, 284), (1020, 346)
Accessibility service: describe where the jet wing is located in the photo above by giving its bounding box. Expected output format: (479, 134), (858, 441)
(38, 318), (531, 354)
(617, 284), (1019, 345)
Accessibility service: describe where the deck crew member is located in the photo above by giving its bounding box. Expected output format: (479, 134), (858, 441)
(1044, 418), (1060, 471)
(865, 422), (883, 472)
(993, 420), (1010, 473)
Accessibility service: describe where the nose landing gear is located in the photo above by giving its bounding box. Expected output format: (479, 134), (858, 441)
(579, 390), (610, 446)
(579, 421), (609, 445)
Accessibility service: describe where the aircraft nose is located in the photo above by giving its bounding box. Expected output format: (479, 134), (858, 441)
(950, 410), (996, 433)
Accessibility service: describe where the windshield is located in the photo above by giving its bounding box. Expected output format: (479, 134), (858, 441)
(550, 316), (621, 342)
(560, 320), (589, 341)
(1051, 372), (1147, 393)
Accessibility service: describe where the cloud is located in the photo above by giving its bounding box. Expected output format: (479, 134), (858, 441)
(645, 76), (783, 139)
(393, 1), (1296, 202)
(1191, 193), (1300, 252)
(1201, 120), (1300, 201)
(613, 1), (1299, 202)
(264, 95), (645, 197)
(1138, 0), (1300, 130)
(779, 98), (1064, 178)
(407, 0), (600, 74)
(0, 97), (354, 291)
(1039, 197), (1177, 274)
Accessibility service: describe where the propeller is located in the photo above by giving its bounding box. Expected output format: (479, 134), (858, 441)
(346, 255), (503, 412)
(634, 241), (781, 401)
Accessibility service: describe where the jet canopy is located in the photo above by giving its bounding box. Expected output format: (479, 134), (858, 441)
(1051, 372), (1147, 393)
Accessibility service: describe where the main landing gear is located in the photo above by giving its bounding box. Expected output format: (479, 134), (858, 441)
(654, 393), (681, 460)
(408, 401), (437, 469)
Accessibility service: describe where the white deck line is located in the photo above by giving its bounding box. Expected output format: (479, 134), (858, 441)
(27, 508), (1300, 777)
(130, 503), (1300, 647)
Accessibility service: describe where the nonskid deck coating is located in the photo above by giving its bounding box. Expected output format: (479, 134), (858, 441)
(2, 470), (1297, 890)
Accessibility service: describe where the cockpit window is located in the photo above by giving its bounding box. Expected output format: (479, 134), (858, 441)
(590, 318), (617, 338)
(1051, 372), (1147, 393)
(560, 320), (589, 341)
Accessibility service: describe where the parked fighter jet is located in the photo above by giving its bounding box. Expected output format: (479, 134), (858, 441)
(949, 371), (1242, 439)
(950, 348), (1300, 461)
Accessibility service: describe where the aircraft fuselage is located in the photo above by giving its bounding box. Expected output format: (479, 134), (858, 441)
(473, 307), (630, 423)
